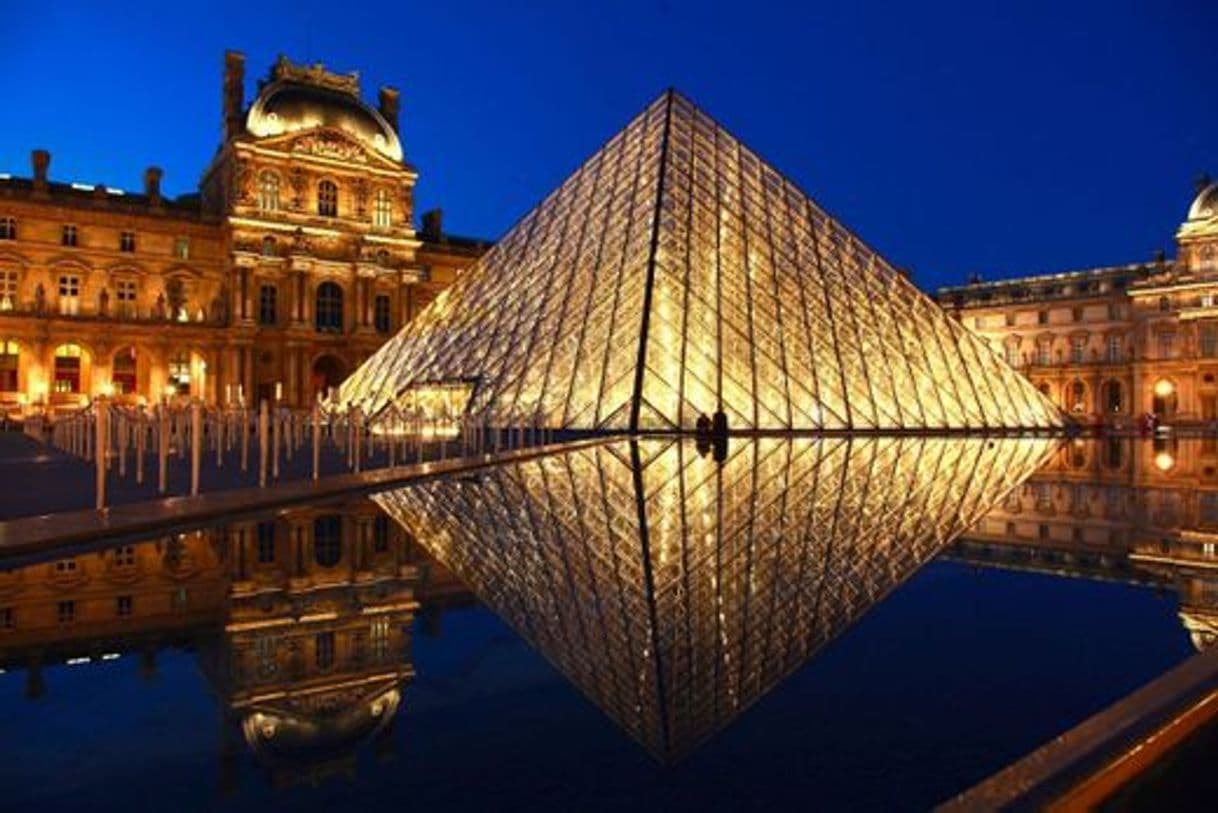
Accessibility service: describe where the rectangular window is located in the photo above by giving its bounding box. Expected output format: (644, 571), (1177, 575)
(1072, 306), (1083, 322)
(1108, 302), (1125, 321)
(1159, 332), (1176, 359)
(1037, 310), (1049, 325)
(1070, 336), (1086, 364)
(373, 189), (392, 228)
(373, 514), (390, 552)
(1005, 311), (1016, 327)
(1005, 346), (1020, 367)
(116, 595), (133, 617)
(374, 294), (391, 333)
(370, 616), (390, 660)
(256, 521), (276, 564)
(58, 275), (81, 315)
(55, 558), (77, 573)
(174, 237), (190, 259)
(61, 224), (78, 247)
(57, 600), (75, 624)
(1036, 342), (1051, 366)
(119, 231), (136, 252)
(258, 284), (277, 326)
(1203, 327), (1218, 359)
(0, 340), (17, 391)
(0, 269), (17, 311)
(114, 545), (135, 568)
(0, 217), (15, 240)
(1107, 335), (1122, 363)
(315, 631), (335, 669)
(116, 279), (137, 317)
(0, 607), (12, 630)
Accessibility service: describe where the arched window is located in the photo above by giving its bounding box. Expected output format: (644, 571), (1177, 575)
(315, 282), (344, 333)
(258, 172), (280, 211)
(372, 188), (392, 228)
(168, 352), (191, 396)
(313, 515), (342, 567)
(112, 346), (137, 395)
(0, 340), (18, 391)
(53, 344), (83, 394)
(317, 180), (338, 217)
(1069, 380), (1086, 413)
(1102, 380), (1123, 414)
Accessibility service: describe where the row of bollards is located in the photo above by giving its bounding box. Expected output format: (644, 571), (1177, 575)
(43, 398), (560, 511)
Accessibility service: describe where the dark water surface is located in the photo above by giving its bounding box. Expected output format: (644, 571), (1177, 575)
(0, 436), (1206, 810)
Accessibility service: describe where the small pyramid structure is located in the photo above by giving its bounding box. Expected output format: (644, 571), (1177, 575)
(340, 91), (1062, 431)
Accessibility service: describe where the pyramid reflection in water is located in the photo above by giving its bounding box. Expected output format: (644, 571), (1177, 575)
(341, 92), (1060, 431)
(374, 436), (1055, 761)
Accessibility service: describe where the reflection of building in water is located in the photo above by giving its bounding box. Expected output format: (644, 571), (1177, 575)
(375, 436), (1053, 761)
(949, 438), (1218, 650)
(0, 499), (470, 786)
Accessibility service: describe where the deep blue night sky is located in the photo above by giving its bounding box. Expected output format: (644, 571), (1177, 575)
(1, 0), (1214, 291)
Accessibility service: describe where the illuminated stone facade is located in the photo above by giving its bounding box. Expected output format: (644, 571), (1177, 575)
(950, 436), (1218, 650)
(0, 52), (487, 416)
(0, 498), (470, 784)
(342, 91), (1061, 431)
(939, 180), (1218, 425)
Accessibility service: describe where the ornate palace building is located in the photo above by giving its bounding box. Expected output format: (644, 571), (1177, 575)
(939, 180), (1218, 426)
(0, 52), (487, 416)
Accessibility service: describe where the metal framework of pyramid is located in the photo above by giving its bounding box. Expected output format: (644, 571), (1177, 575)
(341, 91), (1062, 431)
(373, 435), (1056, 760)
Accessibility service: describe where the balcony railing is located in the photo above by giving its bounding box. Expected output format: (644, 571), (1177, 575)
(0, 303), (227, 327)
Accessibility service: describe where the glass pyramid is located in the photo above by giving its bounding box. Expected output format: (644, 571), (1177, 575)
(341, 91), (1061, 431)
(373, 435), (1056, 760)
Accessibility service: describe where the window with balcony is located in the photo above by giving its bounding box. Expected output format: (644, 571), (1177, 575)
(61, 224), (78, 247)
(1036, 342), (1051, 367)
(168, 352), (191, 395)
(317, 180), (338, 217)
(112, 347), (137, 394)
(53, 343), (82, 393)
(0, 269), (17, 311)
(374, 294), (391, 333)
(0, 340), (18, 391)
(373, 188), (392, 228)
(119, 231), (136, 252)
(1070, 336), (1086, 364)
(258, 171), (281, 212)
(115, 279), (137, 317)
(58, 275), (81, 315)
(0, 217), (15, 240)
(258, 284), (277, 326)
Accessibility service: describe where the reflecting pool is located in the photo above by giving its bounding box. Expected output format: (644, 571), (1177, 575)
(0, 436), (1209, 810)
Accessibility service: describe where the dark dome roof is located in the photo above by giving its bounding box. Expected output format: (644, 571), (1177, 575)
(241, 685), (401, 765)
(246, 81), (403, 162)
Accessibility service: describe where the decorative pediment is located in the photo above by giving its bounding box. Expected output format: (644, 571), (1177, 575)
(0, 248), (31, 268)
(46, 254), (94, 274)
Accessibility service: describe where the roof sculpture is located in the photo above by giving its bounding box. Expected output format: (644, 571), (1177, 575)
(340, 91), (1062, 431)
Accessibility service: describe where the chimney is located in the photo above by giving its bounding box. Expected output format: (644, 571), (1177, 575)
(144, 166), (163, 207)
(223, 50), (246, 142)
(31, 149), (50, 192)
(379, 86), (401, 133)
(421, 208), (443, 241)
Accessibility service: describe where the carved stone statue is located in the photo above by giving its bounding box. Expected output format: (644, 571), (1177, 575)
(154, 291), (167, 320)
(33, 283), (45, 314)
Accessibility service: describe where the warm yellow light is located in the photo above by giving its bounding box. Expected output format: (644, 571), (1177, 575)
(163, 385), (178, 399)
(1155, 452), (1175, 471)
(1154, 379), (1175, 398)
(99, 382), (115, 398)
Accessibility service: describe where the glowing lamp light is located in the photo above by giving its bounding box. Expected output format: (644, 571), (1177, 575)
(1155, 452), (1176, 472)
(1154, 379), (1176, 398)
(98, 382), (115, 398)
(163, 384), (178, 399)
